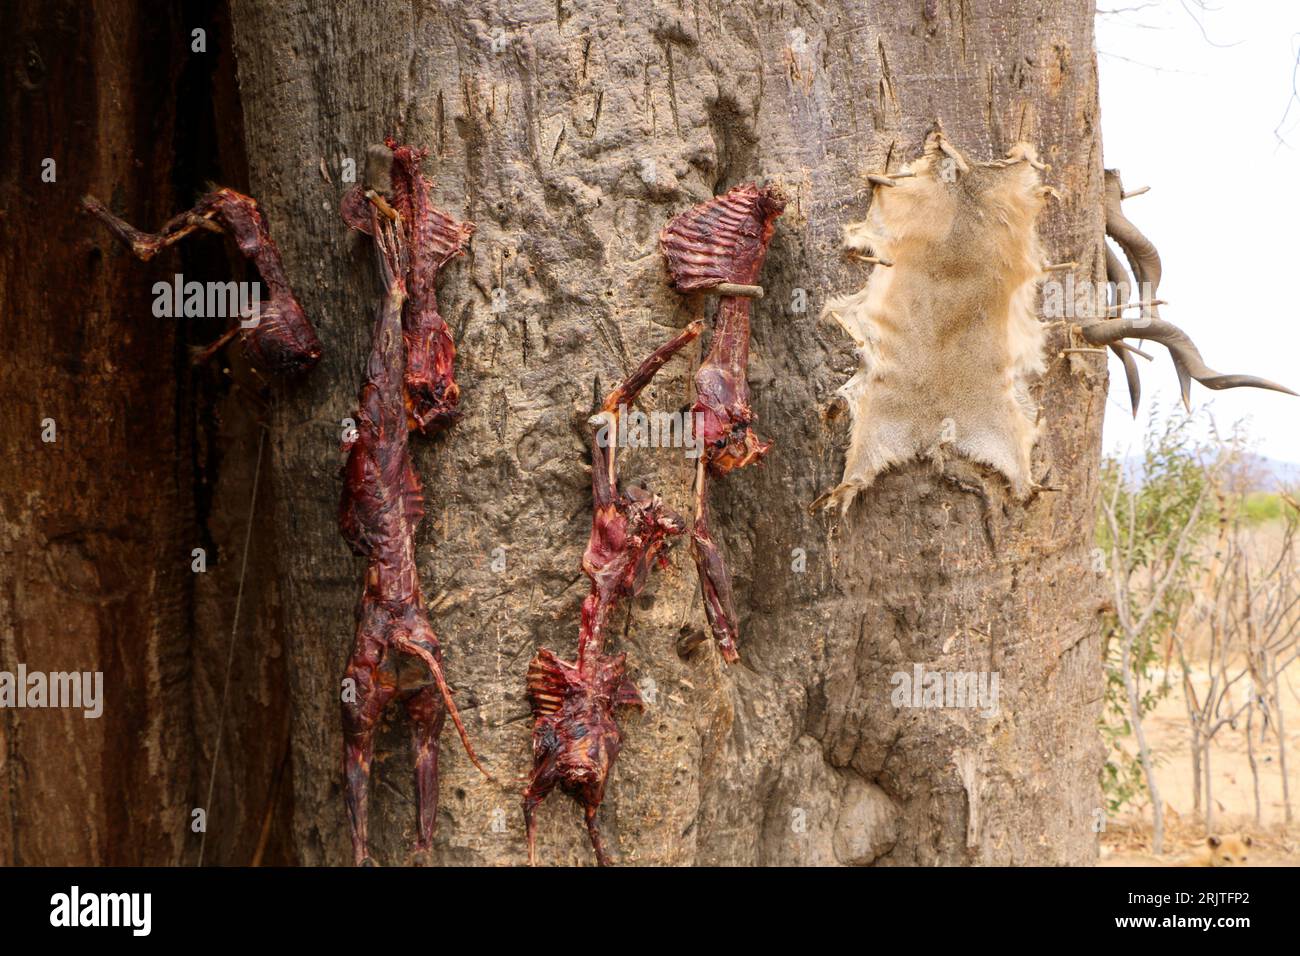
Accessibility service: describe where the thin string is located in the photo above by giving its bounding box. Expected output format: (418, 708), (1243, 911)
(197, 425), (266, 866)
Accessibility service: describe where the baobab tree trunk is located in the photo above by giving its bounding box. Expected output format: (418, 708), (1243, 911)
(229, 0), (1107, 865)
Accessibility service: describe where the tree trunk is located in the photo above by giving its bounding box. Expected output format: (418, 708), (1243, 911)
(224, 0), (1107, 866)
(0, 0), (200, 866)
(1122, 633), (1163, 853)
(0, 0), (292, 865)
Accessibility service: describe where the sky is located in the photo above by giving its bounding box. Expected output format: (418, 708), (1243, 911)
(1094, 1), (1300, 463)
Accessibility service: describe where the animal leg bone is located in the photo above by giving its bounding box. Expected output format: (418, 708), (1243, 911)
(404, 684), (447, 851)
(341, 641), (398, 866)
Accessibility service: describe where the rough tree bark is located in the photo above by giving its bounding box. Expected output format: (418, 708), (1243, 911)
(225, 0), (1107, 865)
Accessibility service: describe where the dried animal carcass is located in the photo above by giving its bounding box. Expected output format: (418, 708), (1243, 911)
(660, 184), (786, 662)
(522, 322), (702, 865)
(82, 189), (323, 375)
(338, 151), (483, 867)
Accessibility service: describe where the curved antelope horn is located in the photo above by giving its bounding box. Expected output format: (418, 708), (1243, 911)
(1096, 169), (1290, 408)
(1103, 169), (1162, 319)
(1080, 317), (1297, 405)
(1104, 242), (1142, 416)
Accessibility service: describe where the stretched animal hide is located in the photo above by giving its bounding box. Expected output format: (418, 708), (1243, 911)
(817, 132), (1052, 512)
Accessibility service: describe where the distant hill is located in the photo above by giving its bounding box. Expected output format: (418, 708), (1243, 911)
(1254, 455), (1300, 488)
(1118, 453), (1300, 490)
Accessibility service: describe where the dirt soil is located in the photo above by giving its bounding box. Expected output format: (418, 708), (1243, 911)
(1100, 666), (1300, 866)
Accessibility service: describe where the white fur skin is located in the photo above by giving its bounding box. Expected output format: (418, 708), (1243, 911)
(818, 136), (1052, 513)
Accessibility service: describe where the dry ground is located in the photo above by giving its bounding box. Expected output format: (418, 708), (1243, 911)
(1100, 666), (1300, 866)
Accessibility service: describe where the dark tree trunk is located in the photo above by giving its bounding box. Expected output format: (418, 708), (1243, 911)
(0, 0), (193, 865)
(0, 0), (292, 865)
